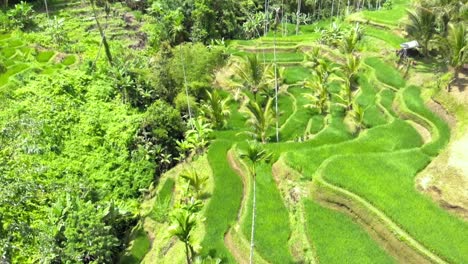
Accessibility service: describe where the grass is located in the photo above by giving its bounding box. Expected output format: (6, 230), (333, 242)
(119, 227), (151, 264)
(304, 200), (396, 264)
(283, 66), (310, 84)
(241, 163), (295, 263)
(278, 92), (295, 127)
(361, 4), (408, 27)
(379, 89), (397, 117)
(322, 150), (468, 264)
(200, 139), (243, 262)
(36, 51), (56, 63)
(280, 86), (313, 141)
(401, 86), (450, 156)
(364, 27), (406, 48)
(285, 119), (423, 178)
(62, 55), (77, 66)
(149, 178), (175, 222)
(365, 57), (406, 89)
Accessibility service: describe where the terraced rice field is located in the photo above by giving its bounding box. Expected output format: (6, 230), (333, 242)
(125, 4), (467, 262)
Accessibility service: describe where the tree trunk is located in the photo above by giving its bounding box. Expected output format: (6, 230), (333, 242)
(44, 0), (49, 18)
(274, 10), (279, 143)
(296, 0), (301, 35)
(249, 166), (257, 264)
(185, 242), (191, 264)
(90, 0), (113, 65)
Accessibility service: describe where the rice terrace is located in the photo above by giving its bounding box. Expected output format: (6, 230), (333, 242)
(0, 0), (466, 263)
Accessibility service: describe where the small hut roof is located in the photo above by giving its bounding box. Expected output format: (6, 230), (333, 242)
(400, 40), (420, 49)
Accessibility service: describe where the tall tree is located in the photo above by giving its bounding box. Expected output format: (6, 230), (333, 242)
(296, 0), (302, 35)
(236, 54), (270, 100)
(445, 23), (467, 91)
(242, 97), (275, 144)
(169, 209), (199, 264)
(239, 143), (271, 264)
(406, 6), (437, 56)
(201, 90), (231, 129)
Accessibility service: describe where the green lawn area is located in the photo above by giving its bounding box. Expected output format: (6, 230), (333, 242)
(119, 227), (151, 264)
(304, 200), (396, 264)
(401, 86), (450, 156)
(285, 119), (423, 177)
(322, 150), (468, 264)
(364, 27), (406, 48)
(359, 0), (409, 27)
(241, 162), (295, 264)
(365, 57), (406, 89)
(279, 86), (313, 141)
(201, 138), (243, 262)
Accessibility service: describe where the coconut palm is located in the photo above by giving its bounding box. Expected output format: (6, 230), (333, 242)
(349, 101), (366, 133)
(180, 169), (208, 198)
(239, 142), (271, 264)
(236, 54), (271, 100)
(304, 76), (330, 114)
(242, 97), (275, 144)
(445, 22), (467, 90)
(169, 209), (200, 264)
(339, 23), (363, 53)
(405, 6), (437, 56)
(336, 79), (353, 111)
(342, 54), (361, 89)
(201, 90), (231, 129)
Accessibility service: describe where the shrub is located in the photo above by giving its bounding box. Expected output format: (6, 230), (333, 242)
(7, 1), (35, 30)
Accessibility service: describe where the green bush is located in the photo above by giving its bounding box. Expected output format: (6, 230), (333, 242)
(7, 1), (35, 30)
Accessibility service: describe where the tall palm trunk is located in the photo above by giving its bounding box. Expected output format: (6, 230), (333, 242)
(249, 164), (257, 264)
(331, 0), (335, 18)
(90, 0), (113, 65)
(185, 242), (192, 264)
(296, 0), (301, 35)
(347, 0), (350, 15)
(44, 0), (49, 18)
(274, 9), (279, 142)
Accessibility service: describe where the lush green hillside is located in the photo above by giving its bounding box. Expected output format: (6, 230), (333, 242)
(1, 0), (466, 263)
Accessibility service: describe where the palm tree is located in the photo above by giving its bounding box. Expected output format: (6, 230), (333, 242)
(445, 22), (467, 91)
(239, 142), (271, 264)
(405, 6), (436, 56)
(339, 23), (362, 53)
(342, 54), (361, 89)
(304, 76), (330, 114)
(349, 101), (366, 133)
(180, 169), (208, 198)
(336, 79), (353, 111)
(169, 209), (199, 264)
(242, 97), (275, 144)
(201, 90), (231, 129)
(236, 54), (270, 100)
